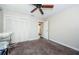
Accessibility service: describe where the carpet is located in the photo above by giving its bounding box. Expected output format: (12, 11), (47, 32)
(8, 38), (79, 55)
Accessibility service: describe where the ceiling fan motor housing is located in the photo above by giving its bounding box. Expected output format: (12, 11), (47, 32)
(33, 4), (42, 8)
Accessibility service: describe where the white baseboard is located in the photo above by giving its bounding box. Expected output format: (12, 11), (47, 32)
(12, 37), (39, 43)
(50, 39), (79, 51)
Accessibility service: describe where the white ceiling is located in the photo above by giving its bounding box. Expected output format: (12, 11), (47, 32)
(0, 4), (75, 20)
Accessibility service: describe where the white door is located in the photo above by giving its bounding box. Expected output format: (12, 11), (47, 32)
(42, 21), (48, 39)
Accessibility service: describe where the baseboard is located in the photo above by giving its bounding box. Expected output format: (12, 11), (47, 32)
(12, 37), (39, 44)
(50, 39), (79, 51)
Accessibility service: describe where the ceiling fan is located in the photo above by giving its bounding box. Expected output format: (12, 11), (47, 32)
(31, 4), (54, 15)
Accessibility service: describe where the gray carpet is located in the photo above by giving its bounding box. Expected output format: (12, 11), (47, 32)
(8, 38), (79, 55)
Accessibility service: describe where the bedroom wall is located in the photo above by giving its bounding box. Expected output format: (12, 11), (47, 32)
(0, 9), (3, 33)
(48, 5), (79, 51)
(3, 11), (39, 43)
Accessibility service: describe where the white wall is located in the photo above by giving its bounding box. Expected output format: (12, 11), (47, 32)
(0, 9), (3, 33)
(3, 11), (39, 43)
(48, 5), (79, 51)
(42, 21), (48, 39)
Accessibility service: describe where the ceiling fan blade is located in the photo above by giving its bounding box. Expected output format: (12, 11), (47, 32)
(42, 5), (54, 8)
(31, 8), (38, 13)
(39, 8), (44, 15)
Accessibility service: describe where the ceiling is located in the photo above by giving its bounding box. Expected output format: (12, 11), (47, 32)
(0, 4), (75, 20)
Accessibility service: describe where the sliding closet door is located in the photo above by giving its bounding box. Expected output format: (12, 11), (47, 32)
(0, 10), (3, 33)
(4, 15), (39, 43)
